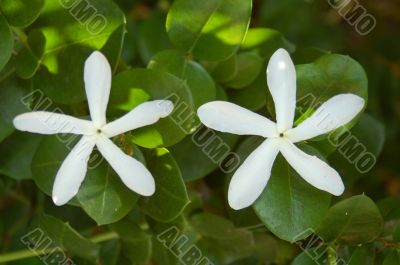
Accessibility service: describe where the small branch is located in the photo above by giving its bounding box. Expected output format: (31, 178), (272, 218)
(0, 231), (119, 263)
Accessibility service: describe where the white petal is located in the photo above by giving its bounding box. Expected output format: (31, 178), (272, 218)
(13, 111), (94, 135)
(96, 136), (155, 196)
(197, 101), (278, 138)
(52, 136), (96, 206)
(84, 51), (112, 128)
(285, 94), (365, 143)
(279, 140), (344, 196)
(102, 100), (174, 138)
(228, 139), (280, 210)
(267, 48), (297, 133)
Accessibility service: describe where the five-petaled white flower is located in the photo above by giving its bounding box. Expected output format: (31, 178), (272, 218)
(197, 48), (365, 210)
(13, 51), (174, 206)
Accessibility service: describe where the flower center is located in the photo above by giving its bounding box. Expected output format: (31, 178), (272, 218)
(279, 133), (284, 138)
(96, 129), (102, 134)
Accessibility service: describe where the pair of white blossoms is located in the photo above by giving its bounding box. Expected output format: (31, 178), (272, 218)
(14, 49), (365, 210)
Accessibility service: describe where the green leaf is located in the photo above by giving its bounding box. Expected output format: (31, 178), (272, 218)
(189, 213), (254, 264)
(292, 47), (331, 64)
(99, 239), (121, 265)
(383, 250), (400, 265)
(348, 247), (374, 265)
(393, 223), (400, 242)
(377, 197), (400, 222)
(292, 54), (368, 135)
(111, 219), (152, 264)
(76, 159), (139, 225)
(32, 0), (125, 104)
(225, 52), (264, 89)
(211, 54), (238, 82)
(0, 76), (32, 142)
(329, 114), (385, 187)
(317, 195), (384, 245)
(291, 250), (323, 265)
(0, 14), (13, 72)
(31, 136), (138, 225)
(166, 0), (252, 61)
(148, 49), (216, 108)
(241, 137), (332, 242)
(109, 68), (197, 148)
(228, 69), (267, 111)
(137, 11), (172, 64)
(168, 84), (238, 182)
(0, 132), (42, 180)
(16, 29), (46, 79)
(139, 148), (189, 222)
(251, 233), (279, 261)
(170, 131), (238, 182)
(36, 214), (100, 261)
(0, 0), (44, 28)
(240, 28), (295, 58)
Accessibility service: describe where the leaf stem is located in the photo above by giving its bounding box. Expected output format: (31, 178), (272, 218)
(0, 231), (118, 263)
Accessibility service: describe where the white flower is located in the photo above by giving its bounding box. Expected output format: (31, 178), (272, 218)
(13, 51), (174, 206)
(197, 49), (365, 210)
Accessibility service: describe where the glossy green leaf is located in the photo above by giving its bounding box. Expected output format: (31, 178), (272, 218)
(166, 0), (252, 61)
(228, 69), (267, 111)
(0, 0), (44, 28)
(225, 52), (264, 89)
(139, 148), (189, 222)
(31, 136), (139, 225)
(329, 114), (385, 187)
(109, 68), (197, 148)
(240, 137), (332, 242)
(148, 49), (216, 108)
(76, 159), (139, 225)
(292, 47), (331, 64)
(36, 214), (100, 261)
(211, 54), (238, 82)
(292, 54), (368, 135)
(317, 195), (384, 245)
(32, 0), (125, 104)
(0, 77), (31, 142)
(169, 130), (238, 182)
(241, 28), (295, 58)
(0, 14), (13, 72)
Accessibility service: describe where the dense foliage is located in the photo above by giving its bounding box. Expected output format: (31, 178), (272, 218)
(0, 0), (399, 264)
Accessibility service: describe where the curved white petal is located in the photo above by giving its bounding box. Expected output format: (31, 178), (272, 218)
(279, 140), (344, 196)
(13, 111), (94, 135)
(197, 101), (278, 138)
(52, 136), (96, 206)
(96, 136), (155, 196)
(84, 51), (112, 128)
(228, 139), (280, 210)
(102, 100), (174, 138)
(267, 48), (297, 133)
(286, 94), (365, 143)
